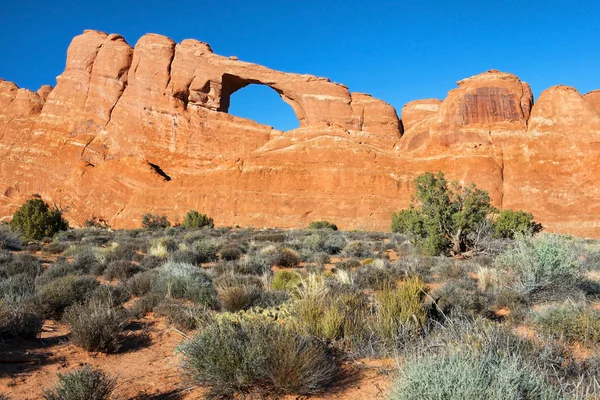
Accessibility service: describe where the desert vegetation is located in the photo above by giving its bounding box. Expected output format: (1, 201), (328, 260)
(1, 184), (600, 399)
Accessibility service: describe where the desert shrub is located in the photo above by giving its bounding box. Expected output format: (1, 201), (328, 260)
(219, 244), (243, 261)
(0, 273), (36, 301)
(126, 270), (156, 296)
(253, 232), (286, 242)
(335, 258), (361, 270)
(191, 241), (219, 262)
(390, 352), (560, 400)
(103, 260), (141, 281)
(35, 259), (77, 286)
(496, 233), (582, 299)
(0, 300), (43, 338)
(271, 247), (301, 268)
(533, 303), (600, 344)
(71, 249), (102, 275)
(43, 365), (117, 400)
(83, 216), (110, 229)
(182, 210), (214, 229)
(434, 279), (490, 318)
(272, 270), (302, 291)
(233, 256), (271, 275)
(391, 171), (494, 256)
(151, 261), (218, 308)
(44, 242), (67, 254)
(154, 300), (213, 330)
(311, 252), (331, 265)
(141, 213), (170, 229)
(63, 298), (127, 353)
(342, 240), (372, 258)
(179, 316), (340, 398)
(90, 284), (130, 306)
(129, 292), (164, 317)
(494, 209), (542, 239)
(308, 221), (338, 230)
(37, 275), (99, 319)
(139, 255), (163, 270)
(1, 253), (41, 278)
(0, 225), (23, 250)
(373, 277), (428, 341)
(354, 264), (401, 290)
(168, 249), (204, 265)
(218, 284), (265, 312)
(322, 234), (346, 254)
(476, 265), (500, 292)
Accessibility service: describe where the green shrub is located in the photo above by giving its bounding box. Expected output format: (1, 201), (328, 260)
(151, 261), (218, 308)
(63, 299), (127, 353)
(141, 213), (170, 229)
(496, 233), (582, 298)
(37, 275), (99, 319)
(182, 210), (214, 229)
(373, 277), (428, 341)
(43, 365), (117, 400)
(533, 303), (600, 344)
(494, 209), (542, 239)
(272, 270), (302, 291)
(308, 221), (338, 230)
(10, 198), (69, 241)
(179, 316), (340, 398)
(390, 352), (560, 400)
(391, 172), (495, 255)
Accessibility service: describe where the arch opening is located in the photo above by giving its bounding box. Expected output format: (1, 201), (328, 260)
(221, 74), (301, 131)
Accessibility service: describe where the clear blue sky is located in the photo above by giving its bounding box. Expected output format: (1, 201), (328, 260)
(1, 0), (599, 131)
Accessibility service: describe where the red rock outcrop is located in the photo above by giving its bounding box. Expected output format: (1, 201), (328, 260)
(1, 30), (599, 236)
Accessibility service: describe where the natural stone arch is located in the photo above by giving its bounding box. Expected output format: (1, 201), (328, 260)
(218, 73), (307, 127)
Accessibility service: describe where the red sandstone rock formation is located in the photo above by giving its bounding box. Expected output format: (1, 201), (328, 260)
(1, 30), (599, 236)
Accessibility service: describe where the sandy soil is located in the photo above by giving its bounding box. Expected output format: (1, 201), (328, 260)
(0, 315), (393, 399)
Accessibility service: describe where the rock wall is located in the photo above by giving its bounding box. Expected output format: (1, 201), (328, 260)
(1, 30), (599, 236)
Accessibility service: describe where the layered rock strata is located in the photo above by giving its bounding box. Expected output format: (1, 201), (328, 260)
(1, 30), (599, 236)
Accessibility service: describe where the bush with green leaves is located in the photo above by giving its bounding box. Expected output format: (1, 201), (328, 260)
(63, 298), (127, 353)
(141, 213), (170, 229)
(182, 210), (214, 229)
(179, 315), (341, 398)
(10, 198), (69, 241)
(496, 233), (582, 299)
(43, 365), (117, 400)
(308, 221), (338, 230)
(151, 261), (218, 308)
(272, 270), (302, 291)
(391, 172), (495, 255)
(494, 209), (542, 239)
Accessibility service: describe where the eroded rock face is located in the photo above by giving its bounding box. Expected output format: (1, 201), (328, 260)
(1, 31), (599, 236)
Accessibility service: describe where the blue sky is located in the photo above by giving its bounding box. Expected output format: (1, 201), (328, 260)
(1, 0), (599, 131)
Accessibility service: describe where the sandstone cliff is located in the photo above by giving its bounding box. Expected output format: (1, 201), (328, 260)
(1, 30), (599, 236)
